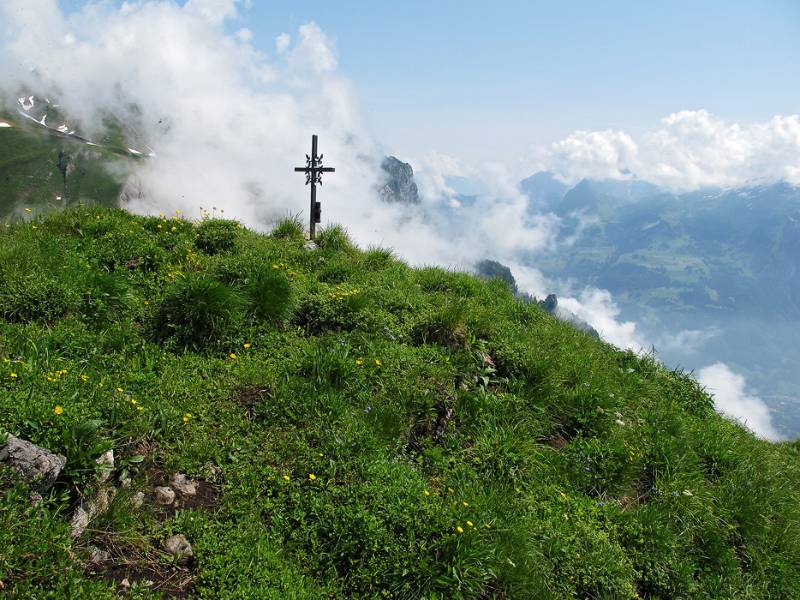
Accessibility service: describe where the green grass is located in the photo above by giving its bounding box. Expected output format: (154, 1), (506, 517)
(0, 117), (126, 218)
(0, 206), (798, 598)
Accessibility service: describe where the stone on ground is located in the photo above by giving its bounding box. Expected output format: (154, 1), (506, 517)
(0, 434), (66, 492)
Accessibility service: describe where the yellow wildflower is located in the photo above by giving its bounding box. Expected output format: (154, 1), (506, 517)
(374, 359), (382, 367)
(355, 358), (364, 366)
(229, 353), (238, 360)
(448, 487), (454, 493)
(31, 225), (38, 229)
(462, 501), (469, 507)
(456, 526), (464, 534)
(423, 489), (430, 496)
(80, 375), (90, 382)
(116, 387), (124, 393)
(466, 520), (474, 527)
(243, 343), (251, 350)
(136, 406), (144, 412)
(130, 399), (138, 405)
(182, 412), (193, 423)
(309, 473), (317, 481)
(10, 373), (18, 380)
(24, 207), (32, 213)
(54, 405), (64, 416)
(283, 475), (290, 481)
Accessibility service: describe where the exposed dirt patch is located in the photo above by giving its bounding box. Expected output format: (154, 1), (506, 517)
(235, 385), (272, 421)
(144, 467), (220, 518)
(542, 433), (570, 450)
(410, 321), (469, 350)
(85, 541), (194, 598)
(407, 401), (456, 452)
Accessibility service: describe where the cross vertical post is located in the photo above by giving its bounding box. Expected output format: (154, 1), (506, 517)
(294, 134), (335, 241)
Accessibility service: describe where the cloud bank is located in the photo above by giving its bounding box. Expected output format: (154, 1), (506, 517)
(0, 0), (561, 271)
(535, 110), (800, 190)
(697, 362), (782, 441)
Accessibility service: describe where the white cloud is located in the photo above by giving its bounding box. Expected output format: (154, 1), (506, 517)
(536, 110), (800, 189)
(697, 362), (782, 441)
(557, 288), (645, 351)
(546, 129), (639, 184)
(184, 0), (243, 24)
(655, 327), (720, 354)
(275, 33), (291, 54)
(0, 1), (565, 274)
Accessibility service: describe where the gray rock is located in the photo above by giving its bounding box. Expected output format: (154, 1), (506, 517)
(303, 240), (318, 251)
(154, 486), (175, 505)
(88, 546), (111, 564)
(170, 473), (197, 496)
(0, 434), (66, 492)
(131, 491), (145, 508)
(163, 534), (193, 561)
(70, 484), (117, 538)
(95, 449), (114, 482)
(70, 505), (90, 539)
(379, 156), (420, 204)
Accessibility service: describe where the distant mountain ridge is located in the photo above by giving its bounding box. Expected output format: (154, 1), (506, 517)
(522, 172), (800, 317)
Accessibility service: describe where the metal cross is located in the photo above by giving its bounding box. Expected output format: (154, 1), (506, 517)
(294, 134), (335, 240)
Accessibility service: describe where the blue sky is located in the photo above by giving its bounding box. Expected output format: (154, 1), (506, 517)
(61, 0), (800, 163)
(243, 0), (800, 161)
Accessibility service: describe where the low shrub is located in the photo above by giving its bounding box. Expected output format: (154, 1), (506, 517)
(246, 268), (293, 324)
(293, 284), (369, 335)
(315, 224), (354, 252)
(271, 214), (305, 241)
(87, 227), (167, 272)
(0, 273), (79, 323)
(152, 273), (244, 350)
(196, 219), (239, 255)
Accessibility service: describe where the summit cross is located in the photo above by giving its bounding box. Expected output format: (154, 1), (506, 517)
(294, 134), (335, 240)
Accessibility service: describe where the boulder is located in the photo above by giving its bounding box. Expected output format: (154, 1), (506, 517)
(163, 534), (193, 562)
(154, 486), (176, 505)
(170, 473), (198, 496)
(0, 435), (66, 492)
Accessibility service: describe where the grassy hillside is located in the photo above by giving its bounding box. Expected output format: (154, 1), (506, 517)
(1, 206), (799, 598)
(0, 113), (126, 217)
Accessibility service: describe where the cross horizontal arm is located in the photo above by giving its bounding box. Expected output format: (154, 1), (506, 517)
(294, 167), (310, 172)
(318, 167), (335, 172)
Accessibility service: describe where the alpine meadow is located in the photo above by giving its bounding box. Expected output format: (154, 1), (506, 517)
(2, 1), (800, 598)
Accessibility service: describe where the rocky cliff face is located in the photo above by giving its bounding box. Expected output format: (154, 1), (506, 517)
(475, 259), (600, 338)
(379, 156), (420, 204)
